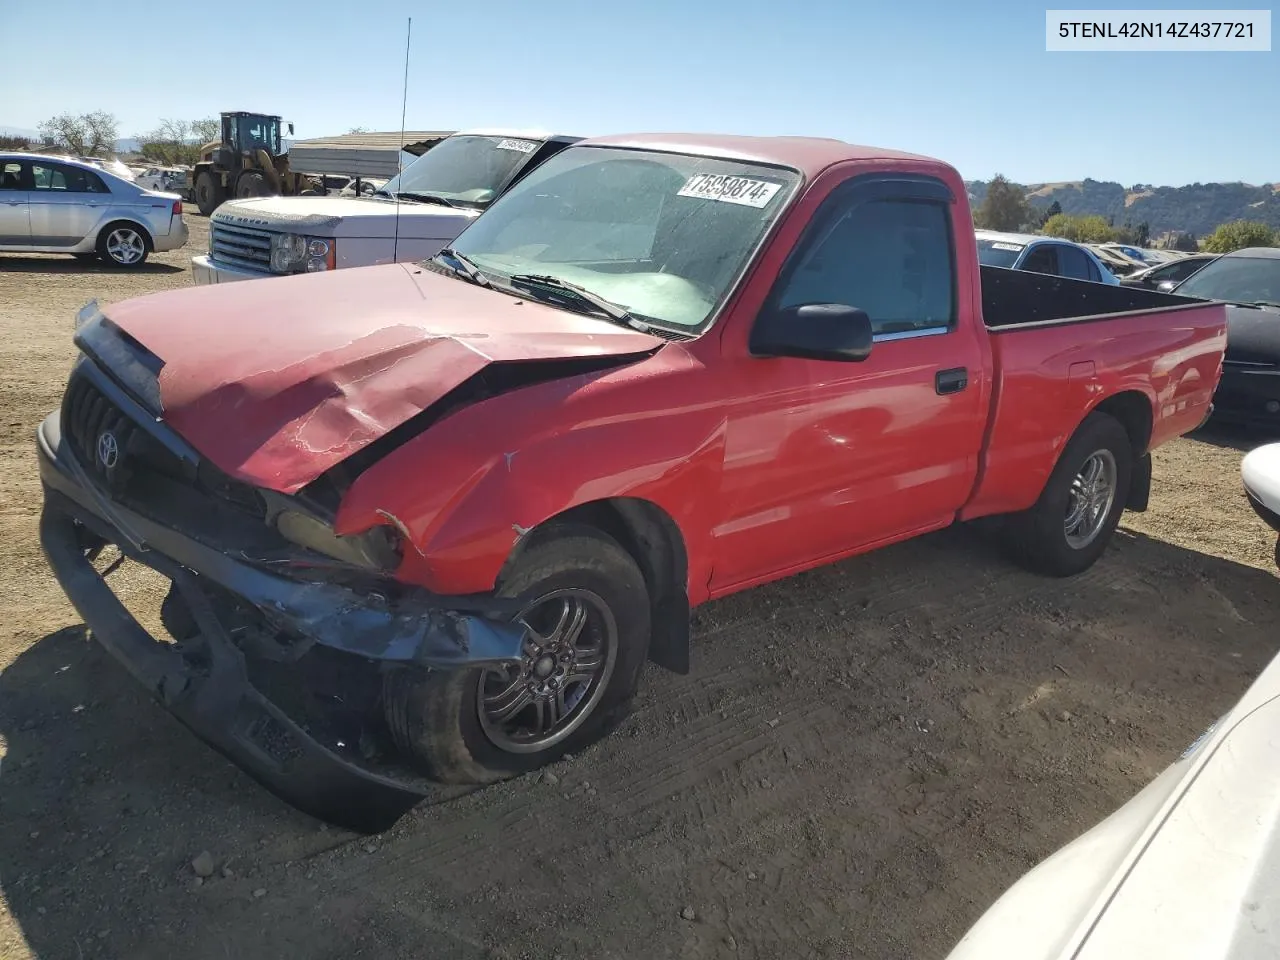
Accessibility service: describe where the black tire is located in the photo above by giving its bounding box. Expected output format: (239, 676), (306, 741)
(194, 171), (224, 216)
(235, 172), (269, 199)
(95, 221), (150, 268)
(1002, 411), (1133, 577)
(382, 525), (651, 784)
(1273, 536), (1280, 573)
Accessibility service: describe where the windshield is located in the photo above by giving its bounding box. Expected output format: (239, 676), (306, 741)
(1175, 255), (1280, 304)
(445, 147), (800, 330)
(976, 238), (1024, 268)
(379, 135), (544, 208)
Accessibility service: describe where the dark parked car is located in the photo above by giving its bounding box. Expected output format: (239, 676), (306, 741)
(1170, 247), (1280, 430)
(1120, 253), (1218, 290)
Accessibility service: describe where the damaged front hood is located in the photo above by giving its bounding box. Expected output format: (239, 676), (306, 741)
(104, 264), (663, 493)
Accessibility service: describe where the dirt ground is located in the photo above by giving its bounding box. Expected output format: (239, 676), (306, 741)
(1, 219), (1278, 960)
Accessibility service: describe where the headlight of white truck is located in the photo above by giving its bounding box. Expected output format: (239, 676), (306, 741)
(269, 233), (335, 274)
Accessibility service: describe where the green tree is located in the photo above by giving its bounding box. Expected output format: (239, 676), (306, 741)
(38, 110), (118, 156)
(974, 174), (1030, 232)
(137, 118), (200, 165)
(1201, 220), (1278, 254)
(0, 134), (30, 151)
(1036, 199), (1062, 228)
(1041, 213), (1116, 243)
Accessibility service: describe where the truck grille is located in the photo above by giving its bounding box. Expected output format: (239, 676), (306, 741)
(210, 220), (276, 271)
(62, 374), (146, 491)
(61, 371), (267, 520)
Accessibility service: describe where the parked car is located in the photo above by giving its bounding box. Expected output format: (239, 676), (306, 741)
(1242, 442), (1280, 568)
(976, 230), (1122, 284)
(135, 165), (189, 197)
(191, 129), (582, 284)
(945, 635), (1280, 960)
(37, 134), (1226, 831)
(1168, 247), (1280, 429)
(0, 152), (188, 267)
(1119, 253), (1218, 289)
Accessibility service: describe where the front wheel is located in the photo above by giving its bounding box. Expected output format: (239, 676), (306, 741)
(194, 171), (224, 216)
(1002, 411), (1133, 577)
(382, 526), (651, 784)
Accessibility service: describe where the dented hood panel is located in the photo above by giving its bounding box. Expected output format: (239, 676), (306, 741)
(104, 263), (663, 493)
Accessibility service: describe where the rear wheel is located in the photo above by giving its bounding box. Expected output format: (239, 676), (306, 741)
(96, 223), (150, 268)
(194, 171), (224, 216)
(382, 526), (651, 784)
(235, 172), (269, 199)
(1002, 412), (1133, 577)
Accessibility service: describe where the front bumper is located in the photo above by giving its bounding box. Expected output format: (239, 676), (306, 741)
(190, 254), (270, 285)
(1211, 366), (1280, 433)
(36, 410), (524, 832)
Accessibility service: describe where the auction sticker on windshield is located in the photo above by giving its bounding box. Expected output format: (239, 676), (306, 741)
(677, 174), (782, 208)
(496, 139), (538, 153)
(991, 242), (1024, 251)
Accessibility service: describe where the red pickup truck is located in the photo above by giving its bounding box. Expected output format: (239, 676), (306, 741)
(37, 134), (1227, 831)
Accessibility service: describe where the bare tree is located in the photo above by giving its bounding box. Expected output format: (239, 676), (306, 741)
(190, 117), (220, 143)
(38, 111), (119, 156)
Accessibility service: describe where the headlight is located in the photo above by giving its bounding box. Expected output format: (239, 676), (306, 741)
(270, 233), (308, 273)
(276, 510), (404, 570)
(269, 234), (335, 274)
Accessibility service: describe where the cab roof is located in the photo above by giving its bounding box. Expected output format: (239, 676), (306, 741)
(574, 133), (951, 180)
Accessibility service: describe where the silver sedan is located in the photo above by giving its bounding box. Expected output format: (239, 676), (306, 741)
(0, 152), (189, 267)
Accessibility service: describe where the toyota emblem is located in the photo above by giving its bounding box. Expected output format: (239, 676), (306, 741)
(97, 431), (119, 470)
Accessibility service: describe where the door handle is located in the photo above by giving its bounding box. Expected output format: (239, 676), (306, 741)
(935, 367), (969, 395)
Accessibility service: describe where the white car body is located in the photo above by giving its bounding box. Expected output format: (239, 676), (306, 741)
(190, 128), (580, 285)
(135, 166), (189, 194)
(945, 641), (1280, 960)
(0, 152), (188, 265)
(190, 195), (482, 284)
(1241, 443), (1280, 568)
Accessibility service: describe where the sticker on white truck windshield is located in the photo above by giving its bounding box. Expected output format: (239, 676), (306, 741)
(990, 242), (1024, 251)
(677, 174), (782, 208)
(496, 139), (537, 153)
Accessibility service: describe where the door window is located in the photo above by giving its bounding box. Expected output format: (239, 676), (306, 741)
(773, 196), (956, 335)
(1056, 244), (1093, 280)
(31, 163), (109, 193)
(0, 161), (22, 190)
(1021, 244), (1060, 275)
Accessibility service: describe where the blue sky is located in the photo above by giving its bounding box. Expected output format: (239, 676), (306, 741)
(1, 0), (1275, 186)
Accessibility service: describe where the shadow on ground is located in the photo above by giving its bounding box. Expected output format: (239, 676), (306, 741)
(1190, 420), (1278, 453)
(2, 526), (1278, 960)
(0, 256), (184, 275)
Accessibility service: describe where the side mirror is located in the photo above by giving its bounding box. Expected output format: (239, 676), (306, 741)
(751, 303), (874, 362)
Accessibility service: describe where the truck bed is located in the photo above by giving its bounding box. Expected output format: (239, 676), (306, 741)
(962, 266), (1229, 521)
(980, 264), (1210, 328)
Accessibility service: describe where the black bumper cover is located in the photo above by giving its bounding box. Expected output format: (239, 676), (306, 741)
(36, 412), (523, 833)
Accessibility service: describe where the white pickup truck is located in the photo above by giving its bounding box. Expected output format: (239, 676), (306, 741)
(191, 129), (580, 285)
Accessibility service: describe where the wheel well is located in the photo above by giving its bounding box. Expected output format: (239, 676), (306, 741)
(1093, 390), (1153, 456)
(503, 498), (692, 674)
(98, 219), (153, 251)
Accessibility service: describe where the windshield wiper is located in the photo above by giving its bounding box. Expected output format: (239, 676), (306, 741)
(396, 191), (460, 208)
(432, 248), (492, 288)
(507, 274), (652, 331)
(1253, 300), (1280, 310)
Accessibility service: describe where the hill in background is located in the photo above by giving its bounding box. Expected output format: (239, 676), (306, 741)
(966, 178), (1280, 238)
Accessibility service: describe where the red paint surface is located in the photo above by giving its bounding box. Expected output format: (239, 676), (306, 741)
(102, 135), (1228, 603)
(105, 264), (660, 493)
